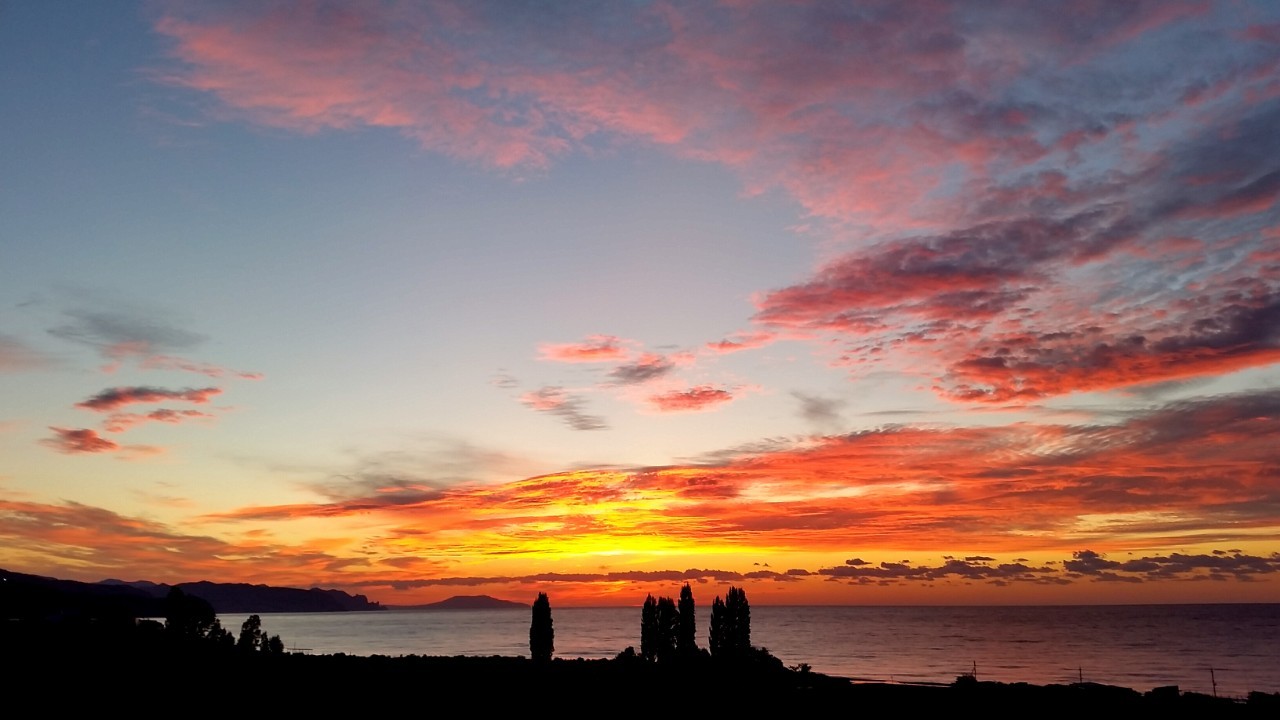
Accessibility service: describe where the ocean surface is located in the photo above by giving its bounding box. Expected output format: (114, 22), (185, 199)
(219, 604), (1280, 699)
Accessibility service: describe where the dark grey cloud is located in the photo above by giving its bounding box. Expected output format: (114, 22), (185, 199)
(608, 355), (675, 385)
(48, 309), (205, 357)
(343, 549), (1280, 592)
(521, 386), (608, 431)
(792, 391), (845, 428)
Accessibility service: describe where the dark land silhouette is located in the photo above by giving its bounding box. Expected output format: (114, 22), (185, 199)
(394, 594), (528, 610)
(3, 568), (1277, 714)
(2, 567), (382, 616)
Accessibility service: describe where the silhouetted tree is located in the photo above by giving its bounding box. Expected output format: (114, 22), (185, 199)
(266, 633), (285, 654)
(655, 596), (679, 662)
(709, 586), (751, 659)
(709, 595), (727, 657)
(238, 614), (264, 652)
(640, 593), (658, 661)
(207, 618), (235, 649)
(235, 614), (286, 653)
(530, 592), (554, 662)
(677, 583), (697, 656)
(163, 587), (217, 640)
(726, 585), (750, 655)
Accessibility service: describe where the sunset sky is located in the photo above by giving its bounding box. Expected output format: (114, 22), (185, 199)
(2, 1), (1279, 607)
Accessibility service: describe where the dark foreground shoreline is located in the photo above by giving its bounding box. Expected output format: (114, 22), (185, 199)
(12, 636), (1279, 715)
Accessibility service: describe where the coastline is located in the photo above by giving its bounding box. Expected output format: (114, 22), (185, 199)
(22, 648), (1280, 714)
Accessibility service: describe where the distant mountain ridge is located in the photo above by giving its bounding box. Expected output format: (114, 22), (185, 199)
(394, 594), (527, 610)
(1, 568), (383, 617)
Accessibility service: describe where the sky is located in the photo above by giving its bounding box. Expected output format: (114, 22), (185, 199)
(2, 1), (1279, 607)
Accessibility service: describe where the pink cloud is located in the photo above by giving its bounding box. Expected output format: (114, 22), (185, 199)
(705, 332), (775, 355)
(154, 5), (565, 168)
(538, 335), (631, 363)
(140, 354), (264, 380)
(75, 386), (222, 412)
(648, 386), (736, 413)
(102, 409), (216, 433)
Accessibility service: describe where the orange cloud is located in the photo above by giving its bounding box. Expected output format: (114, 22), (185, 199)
(38, 427), (163, 458)
(201, 390), (1280, 570)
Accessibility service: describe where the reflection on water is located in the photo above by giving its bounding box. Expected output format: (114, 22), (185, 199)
(219, 604), (1280, 698)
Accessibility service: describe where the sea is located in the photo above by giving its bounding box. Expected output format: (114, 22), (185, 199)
(218, 604), (1280, 699)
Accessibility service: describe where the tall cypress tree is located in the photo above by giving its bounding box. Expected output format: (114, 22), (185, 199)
(708, 595), (727, 658)
(677, 582), (697, 656)
(530, 592), (554, 662)
(655, 596), (679, 662)
(640, 594), (658, 661)
(726, 586), (750, 655)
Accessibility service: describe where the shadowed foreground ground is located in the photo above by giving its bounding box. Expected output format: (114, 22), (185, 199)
(7, 622), (1278, 715)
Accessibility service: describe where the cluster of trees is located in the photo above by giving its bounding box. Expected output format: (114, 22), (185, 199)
(163, 587), (284, 654)
(529, 584), (761, 666)
(640, 583), (702, 662)
(709, 586), (750, 659)
(637, 583), (752, 662)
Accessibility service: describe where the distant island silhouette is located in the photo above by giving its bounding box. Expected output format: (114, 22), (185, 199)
(393, 594), (527, 610)
(1, 567), (382, 615)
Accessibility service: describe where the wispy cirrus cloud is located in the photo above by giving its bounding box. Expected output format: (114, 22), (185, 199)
(520, 386), (607, 431)
(154, 2), (1280, 408)
(101, 408), (215, 433)
(49, 309), (204, 361)
(46, 307), (261, 379)
(139, 354), (264, 380)
(0, 335), (55, 372)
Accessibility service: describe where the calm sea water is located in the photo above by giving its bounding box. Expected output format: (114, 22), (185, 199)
(219, 604), (1280, 699)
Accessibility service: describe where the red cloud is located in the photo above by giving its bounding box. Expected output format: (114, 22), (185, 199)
(648, 386), (735, 412)
(538, 335), (630, 363)
(75, 386), (222, 412)
(41, 427), (119, 454)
